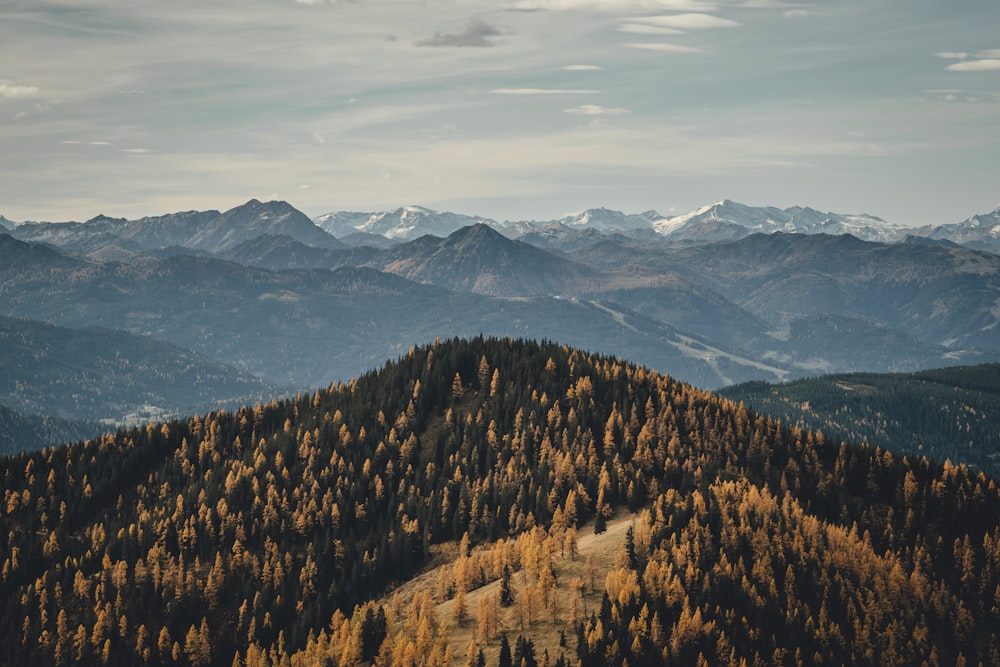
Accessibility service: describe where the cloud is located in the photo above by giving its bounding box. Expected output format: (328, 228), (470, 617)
(0, 80), (40, 99)
(563, 104), (629, 115)
(935, 52), (969, 60)
(491, 88), (600, 94)
(783, 10), (809, 18)
(976, 49), (1000, 58)
(505, 0), (714, 11)
(562, 65), (603, 70)
(619, 23), (684, 35)
(946, 59), (1000, 72)
(120, 148), (150, 153)
(626, 42), (703, 53)
(418, 19), (506, 47)
(632, 13), (738, 30)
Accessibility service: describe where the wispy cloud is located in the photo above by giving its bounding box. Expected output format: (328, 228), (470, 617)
(632, 13), (738, 30)
(619, 23), (684, 35)
(418, 19), (507, 47)
(937, 48), (1000, 72)
(947, 59), (1000, 72)
(783, 10), (809, 18)
(626, 42), (703, 53)
(0, 80), (40, 99)
(120, 148), (151, 153)
(506, 0), (714, 11)
(562, 65), (603, 70)
(563, 104), (629, 115)
(491, 88), (600, 94)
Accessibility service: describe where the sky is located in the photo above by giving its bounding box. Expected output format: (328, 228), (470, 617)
(1, 0), (999, 226)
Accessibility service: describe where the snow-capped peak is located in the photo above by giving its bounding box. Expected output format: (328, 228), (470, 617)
(313, 206), (500, 240)
(654, 199), (908, 243)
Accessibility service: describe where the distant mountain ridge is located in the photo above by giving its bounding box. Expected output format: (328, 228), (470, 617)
(10, 197), (1000, 254)
(0, 234), (790, 390)
(369, 223), (604, 296)
(652, 199), (905, 244)
(311, 199), (999, 252)
(9, 199), (343, 255)
(314, 206), (499, 241)
(914, 206), (1000, 253)
(3, 196), (999, 443)
(0, 315), (275, 420)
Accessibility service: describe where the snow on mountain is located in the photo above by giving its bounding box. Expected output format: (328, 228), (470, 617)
(9, 200), (341, 255)
(555, 207), (665, 231)
(655, 199), (908, 243)
(0, 215), (16, 231)
(313, 206), (500, 241)
(915, 207), (1000, 253)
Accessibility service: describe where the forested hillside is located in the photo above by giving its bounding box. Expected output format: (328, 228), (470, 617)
(2, 338), (999, 666)
(0, 405), (103, 457)
(721, 364), (1000, 476)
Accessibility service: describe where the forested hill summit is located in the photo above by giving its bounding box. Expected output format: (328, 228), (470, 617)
(3, 338), (1000, 666)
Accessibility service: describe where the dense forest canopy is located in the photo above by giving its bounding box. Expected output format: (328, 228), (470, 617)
(721, 364), (1000, 477)
(2, 337), (999, 666)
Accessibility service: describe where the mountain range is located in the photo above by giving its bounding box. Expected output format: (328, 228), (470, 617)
(1, 197), (999, 451)
(7, 198), (1000, 252)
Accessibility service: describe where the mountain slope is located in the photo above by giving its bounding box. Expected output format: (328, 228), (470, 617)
(9, 200), (343, 255)
(0, 235), (791, 390)
(721, 363), (1000, 476)
(0, 316), (275, 421)
(0, 404), (104, 456)
(371, 224), (603, 296)
(1, 338), (998, 667)
(915, 206), (1000, 254)
(315, 206), (499, 240)
(653, 199), (907, 244)
(219, 234), (367, 271)
(659, 232), (1000, 351)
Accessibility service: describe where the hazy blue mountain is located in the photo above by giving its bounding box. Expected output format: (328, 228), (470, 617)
(720, 363), (1000, 476)
(0, 316), (275, 421)
(368, 223), (604, 296)
(0, 235), (793, 390)
(219, 234), (368, 271)
(0, 404), (105, 456)
(9, 199), (342, 255)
